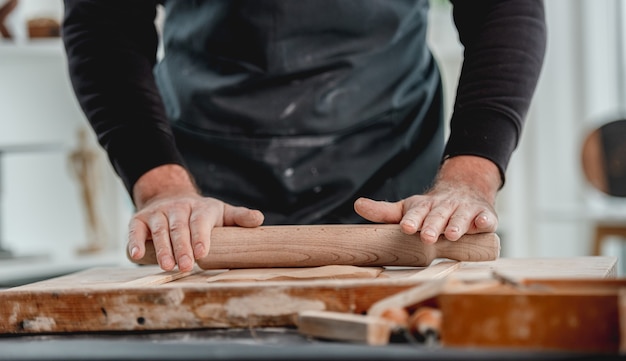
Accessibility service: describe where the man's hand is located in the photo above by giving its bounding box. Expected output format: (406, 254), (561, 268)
(126, 164), (264, 272)
(354, 155), (501, 244)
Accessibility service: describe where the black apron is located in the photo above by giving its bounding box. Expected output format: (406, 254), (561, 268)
(155, 0), (444, 224)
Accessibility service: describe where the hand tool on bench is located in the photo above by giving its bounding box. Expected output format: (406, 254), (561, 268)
(133, 224), (500, 269)
(296, 276), (501, 345)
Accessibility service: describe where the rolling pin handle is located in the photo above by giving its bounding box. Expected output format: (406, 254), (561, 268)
(432, 232), (501, 262)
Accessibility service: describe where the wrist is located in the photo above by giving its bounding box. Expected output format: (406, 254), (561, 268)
(132, 164), (199, 208)
(436, 156), (502, 203)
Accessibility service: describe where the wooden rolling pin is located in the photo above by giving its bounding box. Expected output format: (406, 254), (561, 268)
(133, 224), (500, 269)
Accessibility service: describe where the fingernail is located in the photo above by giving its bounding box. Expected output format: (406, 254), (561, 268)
(423, 229), (436, 238)
(160, 256), (174, 269)
(447, 226), (459, 234)
(401, 220), (416, 229)
(130, 246), (139, 258)
(179, 255), (192, 270)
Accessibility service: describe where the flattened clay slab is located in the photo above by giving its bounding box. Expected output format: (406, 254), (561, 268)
(205, 265), (384, 282)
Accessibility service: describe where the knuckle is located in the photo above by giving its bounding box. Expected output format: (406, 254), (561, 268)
(168, 222), (186, 235)
(151, 223), (168, 237)
(189, 212), (200, 222)
(128, 218), (144, 231)
(189, 212), (205, 226)
(173, 245), (187, 256)
(434, 199), (457, 211)
(127, 226), (140, 237)
(427, 210), (447, 221)
(404, 204), (429, 218)
(155, 247), (170, 258)
(191, 231), (204, 242)
(414, 201), (431, 210)
(449, 212), (470, 222)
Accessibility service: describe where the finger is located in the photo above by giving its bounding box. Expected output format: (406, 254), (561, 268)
(353, 197), (403, 224)
(443, 210), (473, 241)
(473, 211), (498, 233)
(398, 198), (431, 235)
(223, 204), (264, 227)
(127, 218), (149, 261)
(147, 212), (176, 271)
(189, 208), (214, 260)
(167, 209), (195, 272)
(420, 204), (457, 244)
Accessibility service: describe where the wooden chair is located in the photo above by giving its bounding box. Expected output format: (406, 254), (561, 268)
(581, 118), (626, 255)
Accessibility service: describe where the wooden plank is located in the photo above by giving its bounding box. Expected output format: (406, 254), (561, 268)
(295, 280), (448, 346)
(397, 260), (461, 280)
(296, 275), (500, 345)
(0, 257), (617, 335)
(449, 256), (618, 281)
(0, 275), (421, 334)
(620, 288), (626, 353)
(7, 266), (162, 291)
(438, 279), (626, 352)
(297, 310), (392, 346)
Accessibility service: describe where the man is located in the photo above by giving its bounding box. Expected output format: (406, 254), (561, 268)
(62, 0), (546, 272)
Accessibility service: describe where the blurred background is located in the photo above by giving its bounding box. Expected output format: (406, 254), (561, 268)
(0, 0), (624, 285)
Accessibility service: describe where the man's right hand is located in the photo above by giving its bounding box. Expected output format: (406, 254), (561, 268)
(126, 164), (264, 272)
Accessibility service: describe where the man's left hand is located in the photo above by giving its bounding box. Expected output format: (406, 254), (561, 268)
(354, 155), (501, 244)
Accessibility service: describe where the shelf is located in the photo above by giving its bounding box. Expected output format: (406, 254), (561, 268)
(0, 38), (63, 56)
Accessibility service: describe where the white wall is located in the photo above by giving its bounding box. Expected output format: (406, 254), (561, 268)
(499, 0), (626, 268)
(0, 43), (131, 260)
(429, 0), (626, 269)
(0, 1), (131, 264)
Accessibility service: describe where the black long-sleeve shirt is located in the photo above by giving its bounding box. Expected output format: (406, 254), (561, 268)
(62, 0), (546, 224)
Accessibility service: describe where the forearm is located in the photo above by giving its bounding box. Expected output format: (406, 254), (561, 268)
(447, 0), (547, 182)
(62, 0), (185, 196)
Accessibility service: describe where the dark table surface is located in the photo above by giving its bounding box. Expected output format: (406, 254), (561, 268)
(0, 327), (622, 361)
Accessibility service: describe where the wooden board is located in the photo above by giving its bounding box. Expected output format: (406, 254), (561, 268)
(438, 278), (626, 353)
(0, 257), (617, 335)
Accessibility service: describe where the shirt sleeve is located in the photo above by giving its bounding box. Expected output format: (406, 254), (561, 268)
(446, 0), (547, 184)
(62, 0), (186, 197)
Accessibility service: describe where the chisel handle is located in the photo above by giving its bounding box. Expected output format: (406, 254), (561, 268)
(133, 224), (500, 269)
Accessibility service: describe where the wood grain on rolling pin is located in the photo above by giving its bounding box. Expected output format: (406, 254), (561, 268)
(135, 224), (500, 269)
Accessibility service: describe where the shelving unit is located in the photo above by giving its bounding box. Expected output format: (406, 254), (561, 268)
(0, 32), (131, 285)
(0, 38), (63, 55)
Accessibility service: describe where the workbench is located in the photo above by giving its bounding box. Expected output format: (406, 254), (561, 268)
(1, 327), (622, 361)
(0, 256), (623, 360)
